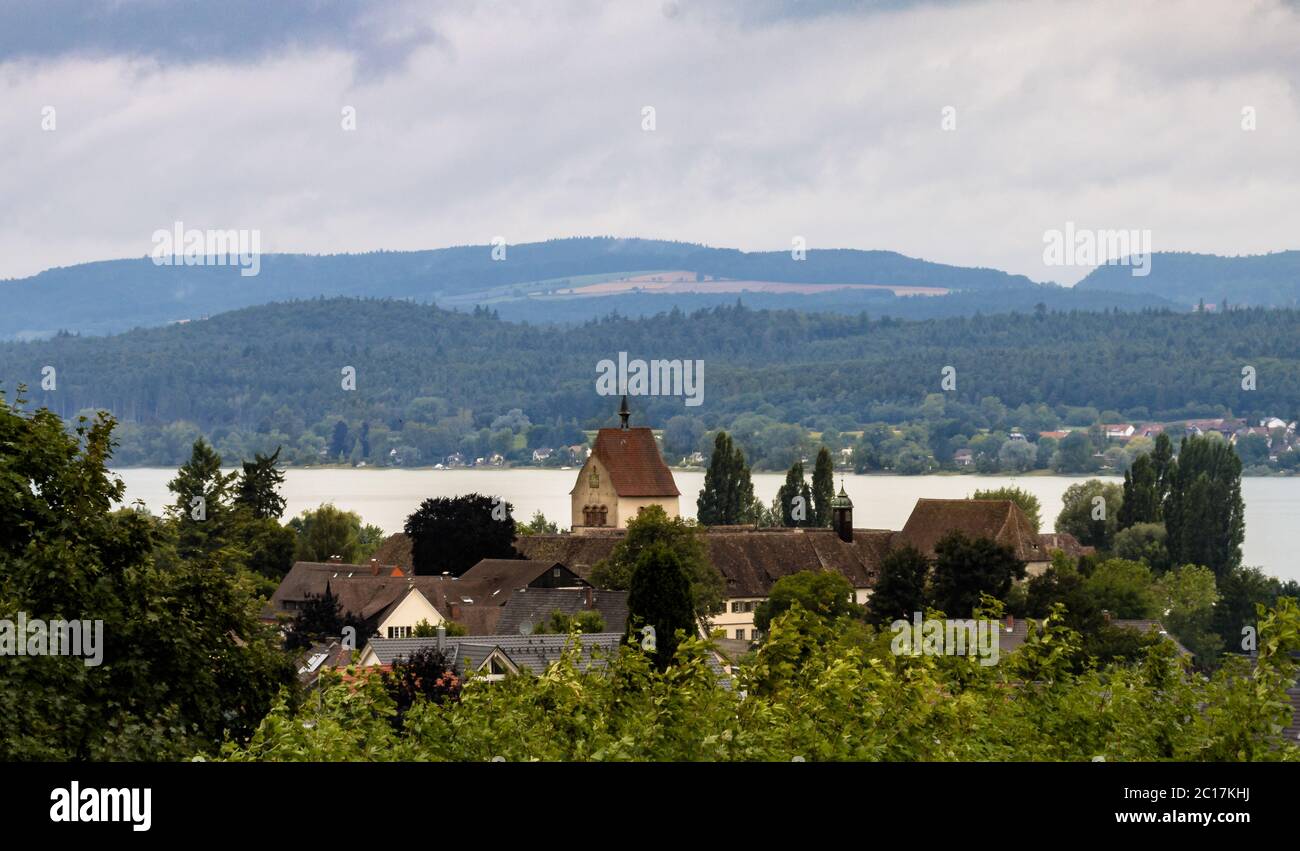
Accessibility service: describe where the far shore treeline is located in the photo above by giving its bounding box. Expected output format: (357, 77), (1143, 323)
(2, 299), (1299, 473)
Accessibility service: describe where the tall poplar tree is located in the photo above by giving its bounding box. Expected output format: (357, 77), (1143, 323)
(811, 446), (835, 527)
(1118, 452), (1161, 530)
(1164, 435), (1244, 579)
(777, 460), (813, 527)
(696, 431), (755, 526)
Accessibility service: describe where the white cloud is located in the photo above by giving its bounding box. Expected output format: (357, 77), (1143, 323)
(1, 0), (1297, 282)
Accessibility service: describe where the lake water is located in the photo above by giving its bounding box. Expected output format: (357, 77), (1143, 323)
(111, 468), (1300, 583)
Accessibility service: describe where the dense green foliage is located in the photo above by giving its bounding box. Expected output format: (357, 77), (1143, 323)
(589, 505), (724, 626)
(867, 546), (931, 625)
(289, 503), (385, 566)
(403, 494), (518, 576)
(0, 393), (294, 760)
(219, 599), (1300, 762)
(971, 486), (1042, 533)
(1056, 480), (1124, 549)
(626, 543), (697, 671)
(696, 431), (756, 525)
(1164, 435), (1245, 578)
(6, 299), (1300, 470)
(930, 532), (1027, 617)
(1077, 250), (1300, 307)
(753, 571), (862, 634)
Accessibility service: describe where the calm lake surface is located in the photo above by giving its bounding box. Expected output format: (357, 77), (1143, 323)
(111, 468), (1300, 583)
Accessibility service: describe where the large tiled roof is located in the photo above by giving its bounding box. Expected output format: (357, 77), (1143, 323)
(584, 427), (680, 497)
(517, 527), (887, 598)
(514, 533), (621, 577)
(897, 499), (1044, 562)
(458, 558), (581, 593)
(494, 587), (629, 636)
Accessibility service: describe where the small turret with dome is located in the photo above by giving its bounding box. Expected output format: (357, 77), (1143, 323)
(831, 479), (853, 542)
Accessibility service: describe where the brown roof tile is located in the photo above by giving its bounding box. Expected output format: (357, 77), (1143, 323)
(582, 427), (680, 497)
(458, 559), (585, 594)
(898, 499), (1043, 562)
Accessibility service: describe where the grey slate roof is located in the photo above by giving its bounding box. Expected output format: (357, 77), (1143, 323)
(365, 632), (627, 675)
(365, 631), (731, 683)
(494, 587), (629, 636)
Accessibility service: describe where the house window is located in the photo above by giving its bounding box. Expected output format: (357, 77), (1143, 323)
(553, 567), (561, 577)
(735, 629), (746, 640)
(387, 626), (412, 639)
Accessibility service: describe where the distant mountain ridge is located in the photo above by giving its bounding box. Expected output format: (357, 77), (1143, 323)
(0, 237), (1044, 339)
(1075, 250), (1300, 308)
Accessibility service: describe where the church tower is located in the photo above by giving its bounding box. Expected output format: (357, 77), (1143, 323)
(570, 396), (680, 532)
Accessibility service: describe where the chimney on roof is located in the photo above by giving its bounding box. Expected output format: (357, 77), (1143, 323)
(328, 554), (343, 564)
(1102, 609), (1111, 624)
(436, 624), (446, 651)
(449, 602), (461, 622)
(1005, 615), (1015, 632)
(585, 586), (594, 609)
(370, 558), (379, 575)
(619, 394), (630, 429)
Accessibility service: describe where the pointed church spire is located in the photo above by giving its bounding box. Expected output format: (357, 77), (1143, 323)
(619, 394), (630, 429)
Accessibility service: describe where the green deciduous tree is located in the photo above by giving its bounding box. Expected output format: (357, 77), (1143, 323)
(867, 545), (930, 625)
(1056, 479), (1123, 550)
(589, 505), (723, 628)
(753, 570), (861, 634)
(971, 485), (1042, 533)
(403, 493), (517, 576)
(1082, 558), (1158, 619)
(0, 396), (293, 760)
(930, 532), (1026, 617)
(1112, 522), (1171, 573)
(291, 503), (367, 564)
(627, 542), (696, 670)
(1154, 563), (1222, 667)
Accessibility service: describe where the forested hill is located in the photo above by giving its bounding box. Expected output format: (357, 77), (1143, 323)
(0, 237), (1043, 339)
(1075, 250), (1300, 308)
(2, 298), (1298, 467)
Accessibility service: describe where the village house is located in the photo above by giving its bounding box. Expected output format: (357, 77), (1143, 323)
(517, 488), (1089, 641)
(266, 557), (600, 643)
(1101, 423), (1135, 441)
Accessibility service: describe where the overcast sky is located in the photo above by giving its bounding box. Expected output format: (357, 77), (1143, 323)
(1, 0), (1297, 283)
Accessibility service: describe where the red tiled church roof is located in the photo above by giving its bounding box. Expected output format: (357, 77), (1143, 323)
(585, 427), (680, 497)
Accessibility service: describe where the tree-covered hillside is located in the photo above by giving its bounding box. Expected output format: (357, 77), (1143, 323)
(0, 237), (1042, 339)
(1076, 251), (1300, 308)
(1, 298), (1298, 467)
